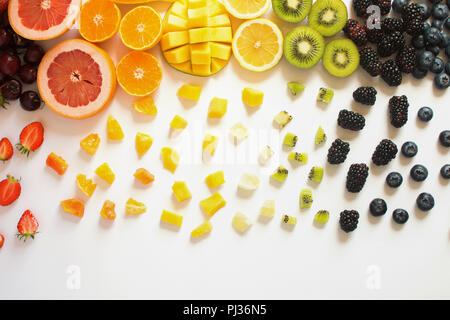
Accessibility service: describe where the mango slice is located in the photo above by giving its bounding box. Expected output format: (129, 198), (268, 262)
(95, 163), (115, 184)
(161, 210), (183, 227)
(191, 221), (213, 238)
(172, 181), (192, 202)
(208, 97), (227, 118)
(100, 200), (116, 220)
(242, 87), (264, 107)
(161, 147), (180, 173)
(107, 115), (124, 140)
(177, 84), (202, 101)
(200, 192), (226, 217)
(80, 133), (100, 156)
(205, 170), (225, 189)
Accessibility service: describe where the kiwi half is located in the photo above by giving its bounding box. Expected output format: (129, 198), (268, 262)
(284, 26), (325, 69)
(322, 38), (360, 77)
(308, 0), (348, 37)
(272, 0), (312, 23)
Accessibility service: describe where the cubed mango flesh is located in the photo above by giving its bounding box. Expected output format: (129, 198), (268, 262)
(202, 134), (218, 155)
(191, 221), (213, 238)
(209, 42), (231, 60)
(200, 192), (226, 217)
(95, 163), (115, 184)
(165, 15), (188, 32)
(205, 171), (225, 189)
(161, 147), (180, 173)
(242, 87), (264, 107)
(177, 85), (202, 101)
(161, 31), (189, 51)
(208, 97), (227, 118)
(161, 210), (183, 227)
(170, 115), (188, 130)
(172, 181), (192, 202)
(165, 45), (191, 64)
(190, 43), (211, 65)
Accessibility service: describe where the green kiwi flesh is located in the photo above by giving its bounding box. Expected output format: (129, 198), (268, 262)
(272, 0), (312, 23)
(323, 38), (360, 77)
(284, 26), (325, 69)
(308, 0), (348, 37)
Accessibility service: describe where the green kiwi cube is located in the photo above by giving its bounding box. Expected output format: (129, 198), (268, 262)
(317, 87), (334, 103)
(271, 166), (289, 182)
(287, 81), (305, 95)
(288, 152), (308, 163)
(300, 189), (313, 209)
(283, 132), (298, 147)
(315, 125), (327, 145)
(274, 111), (292, 128)
(314, 210), (330, 223)
(308, 166), (324, 183)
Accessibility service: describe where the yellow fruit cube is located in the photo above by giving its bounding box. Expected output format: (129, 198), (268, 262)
(209, 27), (232, 43)
(161, 31), (189, 51)
(95, 162), (115, 184)
(107, 115), (124, 140)
(202, 134), (218, 155)
(208, 97), (227, 118)
(135, 132), (153, 157)
(282, 214), (297, 225)
(189, 27), (211, 44)
(170, 115), (188, 130)
(192, 63), (211, 76)
(207, 1), (227, 16)
(191, 221), (213, 238)
(209, 42), (232, 60)
(172, 61), (192, 74)
(161, 210), (183, 227)
(100, 200), (116, 220)
(229, 122), (249, 143)
(126, 198), (146, 215)
(170, 1), (188, 18)
(260, 200), (275, 218)
(242, 87), (264, 107)
(188, 0), (206, 8)
(134, 168), (155, 184)
(76, 174), (97, 197)
(232, 212), (253, 233)
(187, 7), (208, 28)
(165, 15), (188, 32)
(207, 14), (231, 27)
(132, 95), (157, 115)
(200, 192), (226, 217)
(177, 85), (202, 101)
(161, 147), (180, 173)
(205, 170), (225, 189)
(172, 181), (192, 202)
(165, 45), (191, 64)
(190, 43), (211, 65)
(80, 133), (100, 156)
(211, 58), (228, 74)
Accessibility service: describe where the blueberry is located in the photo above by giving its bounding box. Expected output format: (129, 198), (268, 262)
(432, 19), (444, 30)
(417, 2), (432, 19)
(423, 21), (432, 32)
(430, 57), (445, 73)
(416, 192), (435, 211)
(445, 17), (450, 30)
(393, 0), (410, 13)
(417, 106), (434, 121)
(446, 45), (450, 58)
(417, 50), (435, 70)
(393, 209), (409, 224)
(441, 164), (450, 179)
(439, 32), (449, 48)
(401, 141), (418, 157)
(432, 3), (449, 20)
(439, 130), (450, 147)
(424, 27), (442, 46)
(386, 172), (403, 188)
(434, 72), (450, 89)
(412, 35), (426, 49)
(426, 44), (440, 56)
(370, 198), (388, 217)
(428, 0), (442, 5)
(413, 67), (428, 79)
(445, 61), (450, 74)
(410, 164), (429, 182)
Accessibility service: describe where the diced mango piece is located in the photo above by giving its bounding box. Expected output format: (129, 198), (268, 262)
(170, 1), (188, 18)
(126, 198), (146, 215)
(161, 147), (180, 173)
(232, 212), (253, 233)
(242, 87), (264, 107)
(46, 152), (68, 175)
(165, 45), (191, 64)
(107, 115), (124, 140)
(229, 122), (249, 143)
(202, 134), (218, 155)
(177, 85), (202, 101)
(100, 200), (116, 220)
(207, 14), (231, 27)
(165, 15), (188, 32)
(95, 162), (115, 184)
(187, 7), (208, 28)
(161, 210), (183, 227)
(80, 133), (100, 156)
(191, 221), (213, 238)
(192, 63), (211, 76)
(134, 168), (155, 185)
(208, 97), (227, 118)
(135, 132), (153, 157)
(209, 27), (232, 42)
(209, 42), (231, 60)
(61, 199), (85, 218)
(189, 27), (211, 44)
(173, 61), (193, 74)
(238, 173), (260, 191)
(200, 192), (226, 217)
(161, 31), (189, 51)
(205, 171), (225, 189)
(260, 200), (275, 218)
(132, 95), (157, 115)
(190, 43), (211, 65)
(76, 174), (97, 197)
(188, 0), (206, 8)
(207, 1), (227, 16)
(211, 58), (228, 74)
(172, 181), (192, 202)
(170, 115), (188, 130)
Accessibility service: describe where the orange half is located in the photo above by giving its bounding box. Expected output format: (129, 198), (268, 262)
(79, 0), (121, 43)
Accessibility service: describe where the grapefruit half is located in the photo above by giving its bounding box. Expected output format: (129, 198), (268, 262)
(37, 39), (116, 119)
(8, 0), (81, 40)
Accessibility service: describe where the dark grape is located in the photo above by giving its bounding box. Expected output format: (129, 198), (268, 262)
(11, 32), (33, 49)
(18, 64), (37, 84)
(24, 44), (45, 65)
(0, 53), (20, 75)
(0, 71), (6, 86)
(20, 91), (41, 111)
(1, 79), (22, 100)
(0, 11), (8, 27)
(0, 27), (11, 49)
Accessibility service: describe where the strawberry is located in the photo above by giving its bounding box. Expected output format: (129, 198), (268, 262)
(17, 210), (39, 242)
(0, 234), (4, 249)
(17, 122), (44, 156)
(0, 175), (21, 206)
(0, 137), (13, 161)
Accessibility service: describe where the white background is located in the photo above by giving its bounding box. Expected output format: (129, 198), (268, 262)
(0, 1), (449, 300)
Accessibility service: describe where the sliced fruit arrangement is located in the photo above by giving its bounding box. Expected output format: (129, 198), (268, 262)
(16, 210), (39, 241)
(37, 39), (116, 119)
(223, 0), (270, 19)
(233, 19), (284, 72)
(79, 0), (121, 43)
(8, 0), (81, 40)
(161, 0), (233, 76)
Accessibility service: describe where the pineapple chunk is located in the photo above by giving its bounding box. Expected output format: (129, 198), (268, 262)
(205, 171), (225, 189)
(202, 134), (218, 155)
(242, 87), (264, 107)
(170, 115), (188, 130)
(165, 45), (191, 64)
(177, 85), (202, 101)
(238, 173), (260, 191)
(161, 147), (180, 173)
(229, 122), (249, 143)
(191, 221), (213, 238)
(273, 111), (292, 128)
(161, 31), (189, 51)
(125, 198), (146, 215)
(209, 42), (232, 60)
(208, 97), (227, 118)
(200, 192), (226, 217)
(260, 200), (275, 218)
(232, 212), (253, 233)
(190, 43), (211, 65)
(95, 163), (115, 184)
(165, 15), (188, 32)
(161, 210), (183, 227)
(172, 181), (192, 202)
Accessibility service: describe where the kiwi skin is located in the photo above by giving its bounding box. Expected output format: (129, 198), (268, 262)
(272, 0), (313, 23)
(308, 0), (348, 37)
(284, 26), (325, 69)
(323, 38), (360, 77)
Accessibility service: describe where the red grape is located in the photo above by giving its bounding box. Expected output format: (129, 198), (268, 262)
(0, 53), (20, 75)
(24, 44), (45, 65)
(20, 91), (41, 111)
(1, 79), (22, 100)
(18, 64), (37, 84)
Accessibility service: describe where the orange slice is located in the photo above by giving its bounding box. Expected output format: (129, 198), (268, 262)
(8, 0), (81, 40)
(119, 6), (163, 50)
(116, 51), (162, 97)
(37, 39), (116, 119)
(79, 0), (121, 43)
(132, 95), (157, 115)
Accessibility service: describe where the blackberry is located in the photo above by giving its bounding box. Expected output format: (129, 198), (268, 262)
(353, 86), (377, 105)
(359, 46), (383, 76)
(344, 19), (368, 46)
(366, 27), (384, 44)
(337, 109), (366, 131)
(374, 0), (392, 15)
(377, 31), (405, 57)
(389, 95), (409, 127)
(353, 0), (372, 17)
(405, 18), (425, 36)
(372, 139), (398, 165)
(401, 3), (424, 22)
(382, 18), (405, 32)
(381, 60), (403, 86)
(339, 210), (360, 232)
(396, 46), (416, 73)
(346, 163), (369, 193)
(327, 138), (350, 164)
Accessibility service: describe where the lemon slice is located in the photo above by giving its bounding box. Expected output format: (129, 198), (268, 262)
(223, 0), (270, 19)
(232, 19), (283, 72)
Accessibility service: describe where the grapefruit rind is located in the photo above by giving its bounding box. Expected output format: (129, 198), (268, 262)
(37, 39), (116, 120)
